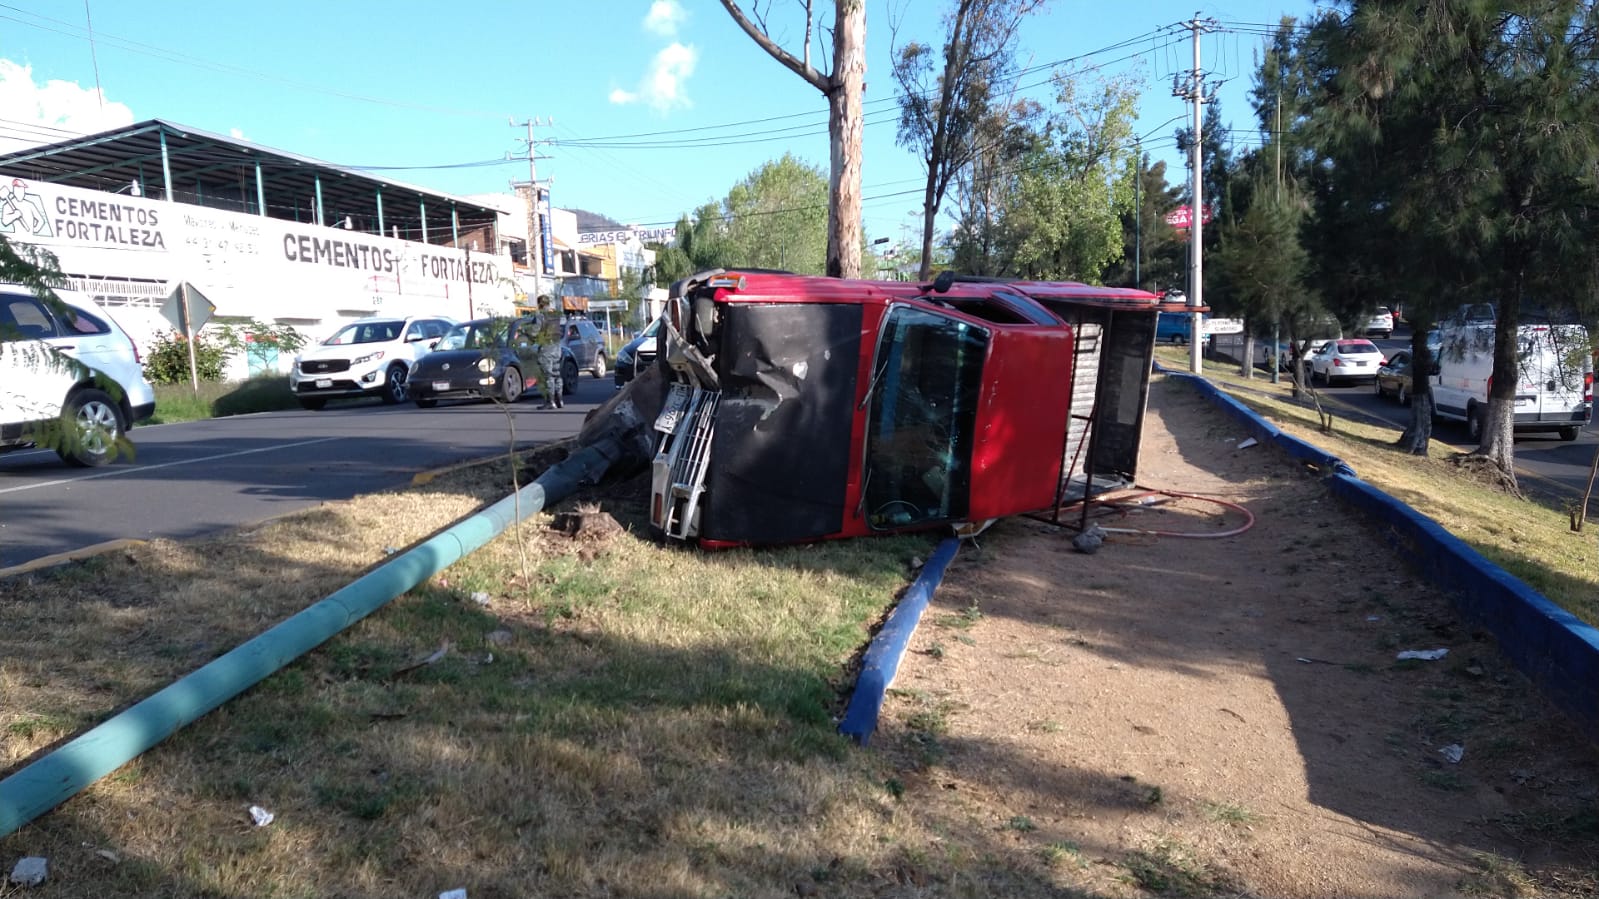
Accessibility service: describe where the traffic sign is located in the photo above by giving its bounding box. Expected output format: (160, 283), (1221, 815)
(160, 283), (215, 334)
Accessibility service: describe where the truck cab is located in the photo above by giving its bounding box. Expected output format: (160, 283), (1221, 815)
(645, 271), (1189, 546)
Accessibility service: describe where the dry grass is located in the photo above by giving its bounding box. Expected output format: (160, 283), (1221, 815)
(1164, 347), (1599, 627)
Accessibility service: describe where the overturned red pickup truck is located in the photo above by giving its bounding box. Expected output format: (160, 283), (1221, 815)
(644, 270), (1196, 547)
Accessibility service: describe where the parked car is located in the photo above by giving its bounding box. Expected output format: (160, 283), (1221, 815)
(289, 315), (454, 410)
(561, 318), (607, 378)
(1, 286), (156, 466)
(409, 316), (578, 408)
(1364, 307), (1394, 339)
(1374, 349), (1414, 404)
(613, 317), (662, 386)
(1309, 338), (1386, 386)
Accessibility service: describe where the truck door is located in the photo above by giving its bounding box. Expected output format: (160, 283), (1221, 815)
(861, 306), (988, 529)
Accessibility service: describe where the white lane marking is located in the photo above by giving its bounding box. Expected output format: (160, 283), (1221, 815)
(0, 437), (341, 496)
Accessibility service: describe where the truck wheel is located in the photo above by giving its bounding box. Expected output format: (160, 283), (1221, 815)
(1467, 404), (1484, 442)
(592, 352), (607, 379)
(381, 364), (409, 404)
(1559, 426), (1580, 442)
(563, 357), (579, 393)
(57, 388), (125, 467)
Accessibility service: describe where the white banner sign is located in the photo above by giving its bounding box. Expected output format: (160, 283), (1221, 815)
(577, 226), (677, 246)
(0, 175), (515, 328)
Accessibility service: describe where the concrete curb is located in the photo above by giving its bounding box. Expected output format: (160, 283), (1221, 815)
(0, 539), (146, 580)
(1160, 365), (1599, 744)
(839, 537), (961, 745)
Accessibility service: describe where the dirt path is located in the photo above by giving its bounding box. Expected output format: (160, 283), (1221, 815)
(876, 374), (1599, 898)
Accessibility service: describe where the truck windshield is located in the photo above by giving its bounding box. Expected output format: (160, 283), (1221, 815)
(863, 306), (987, 529)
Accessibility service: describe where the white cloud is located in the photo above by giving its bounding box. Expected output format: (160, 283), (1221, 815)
(0, 59), (135, 155)
(643, 0), (686, 37)
(609, 42), (697, 113)
(229, 127), (249, 141)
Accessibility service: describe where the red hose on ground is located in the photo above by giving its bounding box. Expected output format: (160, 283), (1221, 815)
(1030, 486), (1256, 539)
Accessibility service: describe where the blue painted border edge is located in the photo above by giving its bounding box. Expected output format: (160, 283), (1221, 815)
(839, 537), (961, 745)
(1157, 362), (1599, 742)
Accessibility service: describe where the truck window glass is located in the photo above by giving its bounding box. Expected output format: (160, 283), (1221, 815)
(863, 306), (986, 529)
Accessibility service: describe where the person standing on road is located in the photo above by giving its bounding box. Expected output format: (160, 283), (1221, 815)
(533, 294), (564, 409)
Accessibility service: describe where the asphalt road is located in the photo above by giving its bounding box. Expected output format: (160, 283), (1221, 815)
(0, 376), (616, 572)
(1212, 329), (1599, 508)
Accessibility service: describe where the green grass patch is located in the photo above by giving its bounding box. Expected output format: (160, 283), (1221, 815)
(150, 374), (309, 423)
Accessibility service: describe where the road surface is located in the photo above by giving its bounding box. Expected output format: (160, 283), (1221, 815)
(0, 377), (615, 572)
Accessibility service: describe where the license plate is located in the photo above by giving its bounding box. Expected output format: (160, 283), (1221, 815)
(315, 379), (332, 389)
(655, 382), (691, 433)
(433, 381), (450, 392)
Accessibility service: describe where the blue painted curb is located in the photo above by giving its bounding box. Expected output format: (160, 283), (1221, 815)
(1158, 363), (1599, 744)
(839, 537), (961, 745)
(1327, 474), (1599, 738)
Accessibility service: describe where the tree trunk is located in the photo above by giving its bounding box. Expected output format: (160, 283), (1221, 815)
(1475, 307), (1519, 489)
(919, 181), (938, 281)
(1396, 325), (1432, 455)
(1241, 331), (1255, 379)
(826, 1), (866, 279)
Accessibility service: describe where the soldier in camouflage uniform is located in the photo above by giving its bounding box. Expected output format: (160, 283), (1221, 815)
(533, 295), (564, 409)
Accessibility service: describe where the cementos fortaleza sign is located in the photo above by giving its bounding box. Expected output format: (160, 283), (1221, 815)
(577, 226), (677, 246)
(0, 175), (515, 321)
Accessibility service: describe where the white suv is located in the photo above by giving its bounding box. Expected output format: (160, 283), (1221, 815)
(290, 315), (453, 410)
(0, 286), (157, 467)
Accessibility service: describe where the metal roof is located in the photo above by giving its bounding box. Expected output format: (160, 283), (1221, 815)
(0, 119), (502, 246)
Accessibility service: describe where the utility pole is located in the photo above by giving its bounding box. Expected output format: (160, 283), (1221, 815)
(1175, 13), (1214, 375)
(514, 117), (553, 300)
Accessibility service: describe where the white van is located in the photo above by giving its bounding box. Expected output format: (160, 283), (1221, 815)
(1431, 320), (1592, 441)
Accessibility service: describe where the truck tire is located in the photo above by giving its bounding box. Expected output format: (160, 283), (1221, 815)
(1466, 404), (1484, 442)
(592, 352), (607, 379)
(1559, 426), (1580, 442)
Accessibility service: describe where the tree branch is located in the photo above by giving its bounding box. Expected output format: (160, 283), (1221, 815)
(720, 0), (831, 93)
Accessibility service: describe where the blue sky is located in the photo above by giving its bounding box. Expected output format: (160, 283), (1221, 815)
(0, 0), (1320, 246)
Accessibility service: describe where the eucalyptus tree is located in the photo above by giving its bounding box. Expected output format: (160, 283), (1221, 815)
(950, 71), (1140, 281)
(719, 0), (866, 277)
(891, 0), (1048, 280)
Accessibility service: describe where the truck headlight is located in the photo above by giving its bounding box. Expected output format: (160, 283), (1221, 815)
(352, 350), (386, 365)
